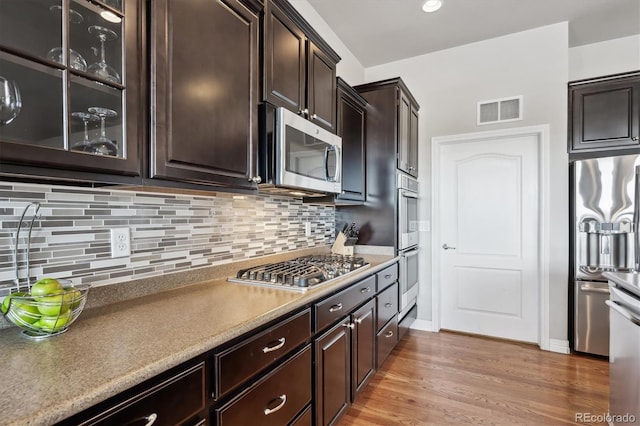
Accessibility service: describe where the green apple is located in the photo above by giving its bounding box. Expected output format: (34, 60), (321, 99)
(62, 286), (83, 310)
(36, 292), (73, 316)
(1, 292), (27, 315)
(31, 278), (63, 297)
(33, 311), (73, 333)
(10, 298), (41, 325)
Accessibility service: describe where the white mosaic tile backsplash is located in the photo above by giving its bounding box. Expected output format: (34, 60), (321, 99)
(0, 182), (335, 294)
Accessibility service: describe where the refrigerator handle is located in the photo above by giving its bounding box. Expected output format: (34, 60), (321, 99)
(634, 165), (640, 271)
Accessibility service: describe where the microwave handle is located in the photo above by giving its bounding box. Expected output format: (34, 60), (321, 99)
(325, 146), (340, 182)
(402, 247), (420, 258)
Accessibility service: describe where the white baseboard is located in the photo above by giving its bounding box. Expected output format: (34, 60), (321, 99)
(410, 319), (436, 332)
(547, 339), (570, 354)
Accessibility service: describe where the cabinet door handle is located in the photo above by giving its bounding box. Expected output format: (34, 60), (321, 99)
(385, 330), (394, 338)
(123, 413), (158, 426)
(343, 322), (355, 329)
(298, 108), (309, 116)
(384, 274), (392, 279)
(360, 287), (371, 293)
(264, 394), (287, 415)
(329, 303), (343, 312)
(633, 136), (639, 141)
(355, 317), (363, 324)
(311, 113), (317, 119)
(384, 302), (393, 308)
(262, 337), (286, 353)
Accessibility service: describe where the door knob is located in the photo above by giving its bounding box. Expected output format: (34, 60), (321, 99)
(442, 243), (456, 250)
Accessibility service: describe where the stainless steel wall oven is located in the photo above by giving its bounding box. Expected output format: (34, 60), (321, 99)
(398, 172), (419, 319)
(398, 173), (419, 251)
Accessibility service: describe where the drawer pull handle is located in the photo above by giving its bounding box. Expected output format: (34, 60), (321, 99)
(385, 330), (394, 338)
(264, 394), (287, 415)
(384, 302), (393, 308)
(143, 413), (158, 426)
(360, 287), (371, 293)
(329, 303), (343, 312)
(384, 274), (392, 279)
(262, 337), (286, 353)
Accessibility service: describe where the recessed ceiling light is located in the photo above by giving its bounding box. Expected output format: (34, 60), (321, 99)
(422, 0), (442, 13)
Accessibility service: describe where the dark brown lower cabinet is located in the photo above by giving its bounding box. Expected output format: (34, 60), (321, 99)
(377, 316), (399, 369)
(60, 361), (207, 426)
(315, 298), (377, 426)
(351, 299), (376, 398)
(215, 345), (312, 425)
(315, 318), (352, 426)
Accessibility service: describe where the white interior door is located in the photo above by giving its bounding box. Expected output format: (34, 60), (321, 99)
(439, 133), (540, 343)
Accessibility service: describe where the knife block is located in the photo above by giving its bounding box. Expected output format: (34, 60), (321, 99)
(331, 232), (357, 256)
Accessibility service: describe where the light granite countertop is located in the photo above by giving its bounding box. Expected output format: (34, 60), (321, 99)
(0, 249), (397, 426)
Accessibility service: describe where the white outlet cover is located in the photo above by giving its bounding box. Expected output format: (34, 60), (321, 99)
(110, 228), (131, 258)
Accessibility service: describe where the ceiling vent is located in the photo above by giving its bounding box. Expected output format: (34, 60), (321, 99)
(477, 96), (523, 125)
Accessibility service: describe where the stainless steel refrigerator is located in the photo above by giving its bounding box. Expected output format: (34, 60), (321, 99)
(572, 154), (640, 356)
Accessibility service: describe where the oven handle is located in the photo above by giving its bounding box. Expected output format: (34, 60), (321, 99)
(401, 247), (420, 258)
(606, 300), (640, 327)
(401, 190), (418, 199)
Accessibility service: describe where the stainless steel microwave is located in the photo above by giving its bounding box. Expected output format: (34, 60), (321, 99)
(258, 104), (342, 196)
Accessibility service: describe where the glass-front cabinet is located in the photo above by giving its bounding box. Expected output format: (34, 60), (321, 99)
(0, 0), (142, 180)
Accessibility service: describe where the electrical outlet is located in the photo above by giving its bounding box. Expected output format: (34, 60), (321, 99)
(304, 222), (312, 237)
(110, 228), (131, 258)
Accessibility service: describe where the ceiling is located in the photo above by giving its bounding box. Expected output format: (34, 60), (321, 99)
(306, 0), (640, 67)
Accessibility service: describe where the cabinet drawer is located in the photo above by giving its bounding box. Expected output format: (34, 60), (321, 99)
(377, 282), (398, 331)
(81, 362), (206, 426)
(216, 345), (312, 426)
(214, 308), (311, 399)
(377, 316), (398, 369)
(376, 263), (398, 291)
(315, 275), (375, 332)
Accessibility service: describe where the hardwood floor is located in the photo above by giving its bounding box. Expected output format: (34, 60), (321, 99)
(339, 330), (609, 425)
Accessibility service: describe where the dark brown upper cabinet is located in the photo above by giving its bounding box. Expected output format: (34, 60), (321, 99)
(397, 86), (419, 177)
(336, 77), (366, 202)
(150, 0), (261, 190)
(0, 0), (144, 183)
(569, 71), (640, 159)
(263, 0), (340, 133)
(355, 77), (419, 179)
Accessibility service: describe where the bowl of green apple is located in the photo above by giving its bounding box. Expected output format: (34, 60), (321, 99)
(1, 278), (90, 339)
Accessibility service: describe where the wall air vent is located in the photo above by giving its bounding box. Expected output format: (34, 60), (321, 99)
(477, 96), (523, 125)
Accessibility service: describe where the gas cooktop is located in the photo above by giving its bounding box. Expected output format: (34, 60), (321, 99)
(228, 254), (370, 291)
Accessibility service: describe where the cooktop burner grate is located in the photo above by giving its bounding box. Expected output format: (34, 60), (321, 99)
(228, 255), (369, 291)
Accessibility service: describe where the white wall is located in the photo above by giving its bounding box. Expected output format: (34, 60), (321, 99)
(365, 23), (570, 342)
(288, 0), (366, 85)
(569, 35), (640, 81)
